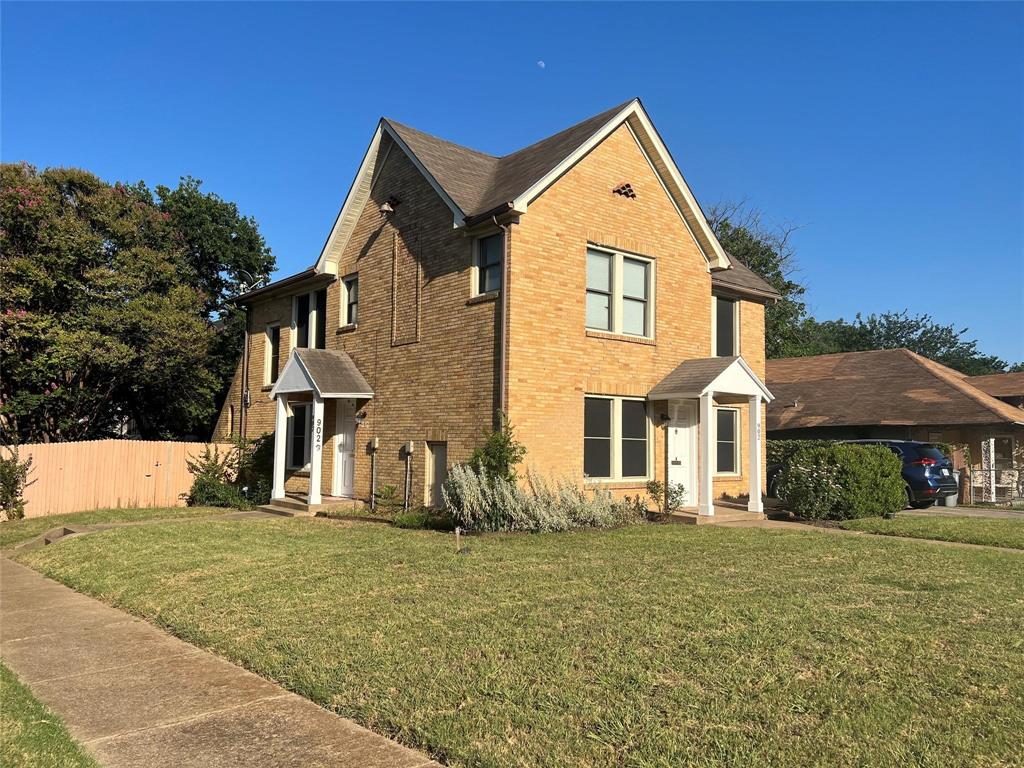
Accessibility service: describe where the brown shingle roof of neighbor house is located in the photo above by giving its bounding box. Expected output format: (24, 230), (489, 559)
(710, 258), (781, 301)
(294, 348), (373, 397)
(766, 348), (1024, 431)
(968, 371), (1024, 398)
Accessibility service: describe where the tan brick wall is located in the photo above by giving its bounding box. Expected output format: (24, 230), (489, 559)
(506, 124), (769, 502)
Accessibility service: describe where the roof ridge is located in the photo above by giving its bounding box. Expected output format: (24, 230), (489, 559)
(496, 98), (636, 162)
(902, 349), (1024, 423)
(381, 117), (500, 160)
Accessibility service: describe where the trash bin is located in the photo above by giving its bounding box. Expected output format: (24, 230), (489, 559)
(943, 471), (960, 507)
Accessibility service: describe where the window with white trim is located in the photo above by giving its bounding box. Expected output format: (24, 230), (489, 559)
(714, 296), (738, 357)
(585, 246), (654, 337)
(342, 275), (359, 326)
(287, 403), (311, 470)
(583, 395), (650, 480)
(265, 324), (281, 385)
(715, 407), (739, 474)
(474, 233), (503, 295)
(292, 289), (328, 350)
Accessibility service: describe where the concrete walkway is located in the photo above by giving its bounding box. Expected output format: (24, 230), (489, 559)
(0, 557), (440, 768)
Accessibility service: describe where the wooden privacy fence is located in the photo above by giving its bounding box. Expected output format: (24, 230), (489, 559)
(10, 439), (229, 518)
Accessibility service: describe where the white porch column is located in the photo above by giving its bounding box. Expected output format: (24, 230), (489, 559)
(272, 396), (287, 500)
(748, 394), (764, 513)
(308, 395), (324, 505)
(698, 391), (715, 516)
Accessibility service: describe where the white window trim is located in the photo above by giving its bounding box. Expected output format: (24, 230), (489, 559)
(714, 406), (741, 477)
(583, 395), (653, 482)
(471, 230), (503, 297)
(340, 274), (359, 327)
(291, 289), (327, 351)
(286, 402), (311, 471)
(711, 295), (740, 357)
(264, 323), (282, 386)
(585, 244), (655, 339)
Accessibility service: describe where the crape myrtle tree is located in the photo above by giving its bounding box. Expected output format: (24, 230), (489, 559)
(0, 163), (273, 443)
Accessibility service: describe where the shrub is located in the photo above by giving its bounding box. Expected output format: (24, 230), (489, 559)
(644, 480), (686, 514)
(0, 444), (35, 521)
(236, 434), (273, 506)
(184, 444), (250, 509)
(776, 443), (904, 520)
(442, 464), (645, 533)
(393, 508), (456, 531)
(469, 412), (527, 483)
(373, 484), (403, 516)
(767, 439), (832, 468)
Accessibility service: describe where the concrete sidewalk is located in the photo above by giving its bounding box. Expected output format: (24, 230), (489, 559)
(0, 557), (441, 768)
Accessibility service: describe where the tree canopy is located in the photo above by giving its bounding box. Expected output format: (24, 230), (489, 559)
(0, 163), (273, 443)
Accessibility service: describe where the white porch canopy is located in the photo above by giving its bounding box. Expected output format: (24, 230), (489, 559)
(649, 356), (774, 516)
(268, 348), (373, 505)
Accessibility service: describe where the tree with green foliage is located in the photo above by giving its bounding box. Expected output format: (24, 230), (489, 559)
(0, 163), (274, 442)
(469, 412), (527, 483)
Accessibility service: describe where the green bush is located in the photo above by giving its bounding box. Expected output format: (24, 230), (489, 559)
(442, 464), (644, 533)
(184, 444), (251, 509)
(469, 412), (527, 483)
(776, 443), (904, 520)
(393, 508), (456, 531)
(767, 439), (833, 468)
(0, 444), (34, 521)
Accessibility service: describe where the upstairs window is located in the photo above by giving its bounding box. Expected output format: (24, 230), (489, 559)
(293, 288), (328, 350)
(343, 275), (359, 326)
(265, 324), (281, 384)
(585, 246), (654, 338)
(714, 296), (738, 357)
(314, 288), (327, 349)
(475, 233), (503, 295)
(294, 293), (310, 348)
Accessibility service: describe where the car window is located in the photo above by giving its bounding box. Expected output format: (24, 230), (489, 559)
(914, 445), (947, 462)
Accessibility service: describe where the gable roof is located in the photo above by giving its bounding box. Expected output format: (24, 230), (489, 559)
(766, 349), (1024, 431)
(968, 371), (1024, 398)
(316, 98), (732, 271)
(269, 348), (373, 400)
(710, 258), (781, 301)
(649, 356), (773, 401)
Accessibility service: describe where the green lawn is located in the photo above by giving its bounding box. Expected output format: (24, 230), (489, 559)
(0, 663), (98, 768)
(0, 507), (231, 550)
(14, 519), (1024, 768)
(840, 514), (1024, 550)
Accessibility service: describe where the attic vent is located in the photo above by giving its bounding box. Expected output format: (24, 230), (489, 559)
(613, 183), (636, 199)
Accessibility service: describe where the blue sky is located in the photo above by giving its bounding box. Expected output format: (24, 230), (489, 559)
(4, 2), (1022, 361)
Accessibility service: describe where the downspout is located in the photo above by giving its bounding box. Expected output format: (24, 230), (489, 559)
(492, 216), (511, 420)
(239, 305), (251, 438)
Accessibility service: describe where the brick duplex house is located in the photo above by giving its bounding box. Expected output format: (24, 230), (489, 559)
(213, 98), (780, 517)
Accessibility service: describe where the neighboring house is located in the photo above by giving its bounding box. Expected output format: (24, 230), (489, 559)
(766, 349), (1024, 503)
(968, 372), (1024, 410)
(213, 98), (780, 517)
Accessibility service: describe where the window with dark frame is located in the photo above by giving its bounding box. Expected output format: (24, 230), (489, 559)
(344, 276), (359, 325)
(268, 325), (281, 384)
(620, 400), (648, 478)
(586, 249), (612, 331)
(583, 397), (612, 478)
(477, 233), (502, 294)
(294, 293), (310, 348)
(288, 403), (310, 469)
(715, 297), (737, 357)
(716, 409), (738, 473)
(314, 288), (327, 349)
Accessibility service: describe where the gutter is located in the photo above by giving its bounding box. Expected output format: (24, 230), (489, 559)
(230, 267), (333, 305)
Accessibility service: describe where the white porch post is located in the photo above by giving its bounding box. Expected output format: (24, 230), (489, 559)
(748, 394), (764, 513)
(308, 395), (324, 505)
(272, 396), (287, 500)
(698, 391), (715, 516)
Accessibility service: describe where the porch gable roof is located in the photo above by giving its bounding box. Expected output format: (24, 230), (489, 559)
(649, 356), (773, 401)
(269, 348), (373, 400)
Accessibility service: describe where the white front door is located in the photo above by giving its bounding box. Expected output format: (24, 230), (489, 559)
(426, 442), (448, 508)
(333, 399), (356, 497)
(667, 402), (697, 507)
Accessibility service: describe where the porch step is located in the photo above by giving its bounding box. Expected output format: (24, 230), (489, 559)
(656, 508), (766, 526)
(259, 502), (315, 518)
(258, 496), (365, 518)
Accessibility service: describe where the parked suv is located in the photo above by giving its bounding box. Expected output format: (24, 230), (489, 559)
(843, 440), (958, 508)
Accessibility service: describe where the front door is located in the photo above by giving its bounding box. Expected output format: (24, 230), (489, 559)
(333, 399), (356, 497)
(667, 402), (697, 507)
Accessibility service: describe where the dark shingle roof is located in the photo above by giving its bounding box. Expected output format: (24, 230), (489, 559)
(649, 357), (738, 399)
(766, 349), (1024, 431)
(711, 259), (781, 301)
(383, 99), (636, 221)
(295, 349), (373, 397)
(968, 372), (1024, 398)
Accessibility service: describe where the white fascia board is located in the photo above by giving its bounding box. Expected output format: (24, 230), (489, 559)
(315, 125), (385, 273)
(319, 391), (375, 399)
(380, 121), (467, 228)
(707, 357), (774, 402)
(268, 351), (321, 399)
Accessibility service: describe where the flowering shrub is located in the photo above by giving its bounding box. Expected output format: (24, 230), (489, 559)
(442, 464), (645, 533)
(776, 443), (904, 520)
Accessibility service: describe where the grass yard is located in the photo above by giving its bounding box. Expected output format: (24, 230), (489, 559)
(840, 513), (1024, 550)
(14, 518), (1024, 768)
(0, 663), (98, 768)
(0, 507), (230, 550)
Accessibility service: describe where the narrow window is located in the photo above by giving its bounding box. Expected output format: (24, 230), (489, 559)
(294, 294), (310, 348)
(343, 275), (359, 325)
(314, 288), (327, 349)
(716, 409), (738, 473)
(228, 405), (235, 435)
(621, 258), (648, 336)
(715, 297), (737, 357)
(586, 249), (612, 331)
(476, 233), (503, 294)
(620, 399), (648, 478)
(583, 397), (612, 478)
(426, 442), (449, 508)
(288, 403), (310, 469)
(266, 325), (281, 384)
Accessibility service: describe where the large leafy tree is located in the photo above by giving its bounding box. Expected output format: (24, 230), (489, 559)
(0, 163), (273, 442)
